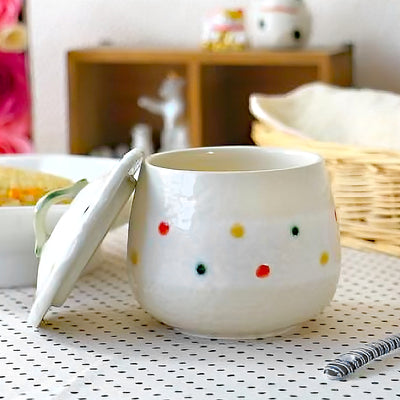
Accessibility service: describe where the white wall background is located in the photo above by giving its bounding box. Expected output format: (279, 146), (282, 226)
(27, 0), (400, 153)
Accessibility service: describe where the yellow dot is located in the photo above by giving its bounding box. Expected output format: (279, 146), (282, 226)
(230, 223), (245, 238)
(320, 251), (329, 265)
(130, 250), (139, 265)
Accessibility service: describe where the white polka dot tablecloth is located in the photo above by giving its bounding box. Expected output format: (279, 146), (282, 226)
(1, 225), (400, 400)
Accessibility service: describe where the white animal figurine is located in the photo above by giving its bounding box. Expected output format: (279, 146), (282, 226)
(130, 123), (154, 157)
(249, 0), (311, 49)
(138, 72), (189, 152)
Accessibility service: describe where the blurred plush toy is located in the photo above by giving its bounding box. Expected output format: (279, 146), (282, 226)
(249, 0), (311, 49)
(138, 72), (189, 152)
(202, 8), (247, 51)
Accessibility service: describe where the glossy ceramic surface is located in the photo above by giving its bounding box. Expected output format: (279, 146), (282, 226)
(127, 146), (341, 338)
(28, 150), (143, 327)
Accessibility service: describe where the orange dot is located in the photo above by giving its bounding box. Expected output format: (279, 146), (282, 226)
(320, 251), (329, 265)
(130, 251), (139, 265)
(230, 223), (245, 238)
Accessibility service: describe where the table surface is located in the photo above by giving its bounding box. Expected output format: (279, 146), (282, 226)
(1, 225), (400, 400)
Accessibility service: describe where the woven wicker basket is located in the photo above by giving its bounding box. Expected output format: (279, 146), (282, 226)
(252, 121), (400, 257)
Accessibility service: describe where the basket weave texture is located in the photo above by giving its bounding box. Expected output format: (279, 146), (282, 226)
(252, 121), (400, 257)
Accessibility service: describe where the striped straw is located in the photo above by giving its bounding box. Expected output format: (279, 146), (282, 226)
(324, 334), (400, 380)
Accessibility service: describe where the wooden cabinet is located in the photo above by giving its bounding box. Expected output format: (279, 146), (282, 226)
(68, 45), (352, 154)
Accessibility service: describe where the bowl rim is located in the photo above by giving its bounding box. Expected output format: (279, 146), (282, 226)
(0, 153), (118, 210)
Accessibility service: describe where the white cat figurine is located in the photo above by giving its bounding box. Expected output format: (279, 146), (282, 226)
(138, 72), (189, 152)
(249, 0), (311, 49)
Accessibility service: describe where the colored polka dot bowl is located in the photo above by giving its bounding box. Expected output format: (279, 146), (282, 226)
(127, 146), (341, 338)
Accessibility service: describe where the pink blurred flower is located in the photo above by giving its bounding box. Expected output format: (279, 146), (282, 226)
(0, 0), (22, 30)
(0, 115), (32, 153)
(0, 51), (31, 153)
(0, 51), (30, 126)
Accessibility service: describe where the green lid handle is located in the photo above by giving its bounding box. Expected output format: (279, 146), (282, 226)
(34, 179), (88, 258)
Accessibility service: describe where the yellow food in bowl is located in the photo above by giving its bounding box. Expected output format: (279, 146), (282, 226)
(0, 166), (73, 206)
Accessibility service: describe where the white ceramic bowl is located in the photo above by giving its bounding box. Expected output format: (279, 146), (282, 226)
(0, 154), (119, 288)
(128, 146), (341, 338)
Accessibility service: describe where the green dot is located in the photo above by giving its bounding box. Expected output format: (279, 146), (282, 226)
(291, 226), (299, 237)
(196, 264), (206, 275)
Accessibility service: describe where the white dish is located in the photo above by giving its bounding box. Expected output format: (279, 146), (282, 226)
(0, 154), (119, 288)
(249, 82), (400, 150)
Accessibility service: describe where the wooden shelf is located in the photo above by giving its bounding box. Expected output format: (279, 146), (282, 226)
(68, 46), (353, 154)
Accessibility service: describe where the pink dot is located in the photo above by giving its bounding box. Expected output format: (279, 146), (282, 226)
(158, 221), (170, 235)
(256, 264), (270, 278)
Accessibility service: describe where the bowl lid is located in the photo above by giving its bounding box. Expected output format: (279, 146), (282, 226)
(28, 149), (143, 327)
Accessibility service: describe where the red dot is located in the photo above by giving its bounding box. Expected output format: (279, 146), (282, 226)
(334, 210), (338, 222)
(256, 264), (271, 278)
(158, 221), (170, 235)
